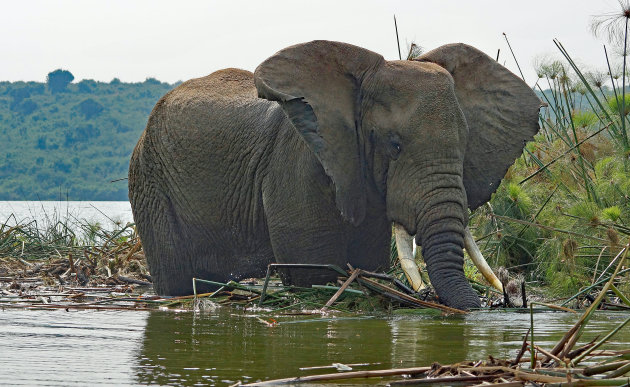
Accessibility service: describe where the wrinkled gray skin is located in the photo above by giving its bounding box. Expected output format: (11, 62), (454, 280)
(129, 41), (540, 310)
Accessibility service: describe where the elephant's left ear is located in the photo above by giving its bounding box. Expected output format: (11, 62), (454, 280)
(417, 44), (542, 210)
(254, 41), (384, 225)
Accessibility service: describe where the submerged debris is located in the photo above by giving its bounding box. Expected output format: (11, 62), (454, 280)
(0, 216), (154, 311)
(243, 350), (630, 386)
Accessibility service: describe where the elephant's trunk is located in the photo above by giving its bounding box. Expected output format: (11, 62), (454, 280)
(416, 188), (481, 310)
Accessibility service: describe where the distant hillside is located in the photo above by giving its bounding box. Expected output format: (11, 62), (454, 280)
(0, 71), (575, 201)
(0, 71), (176, 200)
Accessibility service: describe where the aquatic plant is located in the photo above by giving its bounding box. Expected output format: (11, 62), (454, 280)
(461, 6), (630, 297)
(0, 212), (147, 284)
(591, 0), (630, 150)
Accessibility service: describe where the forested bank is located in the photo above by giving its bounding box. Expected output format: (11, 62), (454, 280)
(0, 70), (175, 200)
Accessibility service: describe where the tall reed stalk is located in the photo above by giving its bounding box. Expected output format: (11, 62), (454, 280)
(468, 14), (630, 296)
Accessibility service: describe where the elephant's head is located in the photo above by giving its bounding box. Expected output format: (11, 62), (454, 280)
(254, 41), (540, 310)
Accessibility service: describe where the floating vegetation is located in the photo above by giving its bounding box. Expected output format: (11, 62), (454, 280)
(2, 206), (630, 316)
(241, 248), (630, 385)
(0, 211), (154, 311)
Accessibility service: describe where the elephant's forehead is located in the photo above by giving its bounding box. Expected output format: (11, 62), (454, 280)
(365, 61), (458, 123)
(368, 61), (455, 105)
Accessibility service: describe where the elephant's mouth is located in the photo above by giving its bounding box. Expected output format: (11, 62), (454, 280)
(393, 223), (503, 296)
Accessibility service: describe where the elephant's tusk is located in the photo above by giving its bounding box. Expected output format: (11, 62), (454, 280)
(463, 227), (503, 292)
(394, 223), (425, 291)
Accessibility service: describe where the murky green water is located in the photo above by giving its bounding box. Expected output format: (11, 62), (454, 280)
(1, 308), (629, 386)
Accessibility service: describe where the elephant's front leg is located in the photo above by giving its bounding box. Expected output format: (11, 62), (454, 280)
(262, 183), (351, 287)
(346, 200), (391, 272)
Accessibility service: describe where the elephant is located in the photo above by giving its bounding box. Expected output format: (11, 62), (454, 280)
(128, 40), (540, 310)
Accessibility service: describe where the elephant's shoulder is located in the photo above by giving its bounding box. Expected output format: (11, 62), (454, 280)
(172, 68), (258, 102)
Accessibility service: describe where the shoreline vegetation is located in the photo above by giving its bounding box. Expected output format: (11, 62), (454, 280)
(0, 210), (628, 314)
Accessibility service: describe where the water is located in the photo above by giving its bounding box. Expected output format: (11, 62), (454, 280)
(0, 201), (134, 231)
(1, 308), (629, 386)
(1, 310), (147, 386)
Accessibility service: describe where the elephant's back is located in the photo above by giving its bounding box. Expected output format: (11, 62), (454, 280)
(151, 68), (280, 139)
(131, 66), (284, 243)
(171, 68), (259, 102)
(134, 67), (283, 187)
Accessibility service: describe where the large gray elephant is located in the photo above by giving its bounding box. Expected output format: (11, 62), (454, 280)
(129, 40), (540, 310)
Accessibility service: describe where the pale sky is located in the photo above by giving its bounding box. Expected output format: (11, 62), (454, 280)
(1, 0), (624, 87)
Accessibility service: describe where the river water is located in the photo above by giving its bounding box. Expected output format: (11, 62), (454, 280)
(0, 201), (134, 231)
(1, 202), (629, 385)
(2, 308), (629, 386)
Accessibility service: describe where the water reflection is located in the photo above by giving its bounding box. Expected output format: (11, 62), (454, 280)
(135, 309), (630, 385)
(136, 311), (395, 385)
(2, 307), (628, 386)
(389, 315), (470, 366)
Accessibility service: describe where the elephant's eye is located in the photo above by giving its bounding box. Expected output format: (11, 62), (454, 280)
(390, 140), (402, 159)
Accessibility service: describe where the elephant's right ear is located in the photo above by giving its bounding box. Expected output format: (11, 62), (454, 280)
(417, 44), (542, 210)
(254, 40), (384, 225)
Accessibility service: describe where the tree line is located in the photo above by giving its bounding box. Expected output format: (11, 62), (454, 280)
(0, 69), (177, 200)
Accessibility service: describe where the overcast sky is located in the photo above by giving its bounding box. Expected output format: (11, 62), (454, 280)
(1, 0), (624, 87)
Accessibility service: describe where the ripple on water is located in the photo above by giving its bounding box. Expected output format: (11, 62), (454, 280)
(1, 308), (629, 386)
(0, 310), (148, 386)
